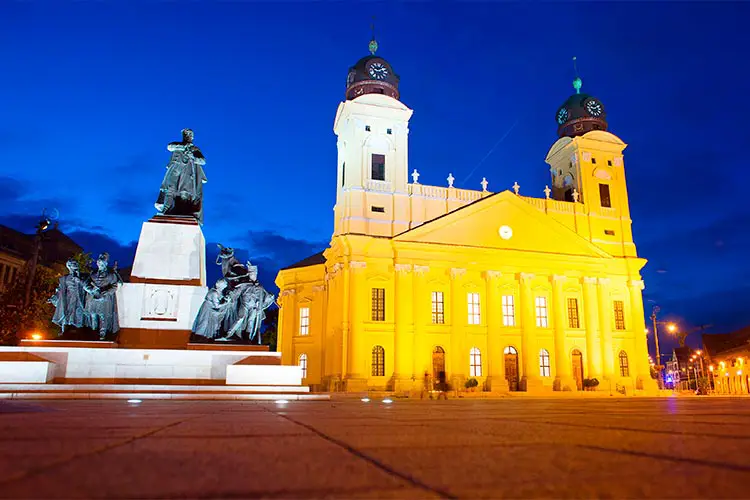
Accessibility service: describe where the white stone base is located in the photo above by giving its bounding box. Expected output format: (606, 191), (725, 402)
(130, 216), (206, 284)
(0, 360), (53, 383)
(0, 346), (298, 386)
(117, 282), (207, 331)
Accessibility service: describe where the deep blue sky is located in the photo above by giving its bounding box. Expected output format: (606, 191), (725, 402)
(2, 2), (748, 354)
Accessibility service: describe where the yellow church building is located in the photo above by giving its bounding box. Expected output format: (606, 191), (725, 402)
(276, 39), (657, 394)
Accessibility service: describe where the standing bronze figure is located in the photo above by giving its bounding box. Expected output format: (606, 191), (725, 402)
(154, 128), (207, 224)
(48, 259), (86, 334)
(84, 253), (122, 340)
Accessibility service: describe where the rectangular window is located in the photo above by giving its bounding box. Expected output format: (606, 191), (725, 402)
(614, 300), (626, 330)
(365, 125), (371, 132)
(371, 206), (385, 213)
(386, 128), (392, 135)
(431, 291), (445, 324)
(599, 183), (612, 208)
(607, 159), (612, 166)
(371, 288), (385, 321)
(591, 157), (597, 164)
(467, 292), (481, 325)
(535, 296), (549, 328)
(567, 298), (580, 329)
(299, 307), (310, 336)
(501, 295), (515, 326)
(371, 154), (385, 181)
(604, 229), (616, 236)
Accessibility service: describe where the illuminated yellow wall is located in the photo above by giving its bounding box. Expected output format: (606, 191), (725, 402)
(277, 129), (657, 394)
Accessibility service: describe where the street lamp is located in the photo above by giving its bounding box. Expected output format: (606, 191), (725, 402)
(649, 307), (678, 388)
(23, 211), (55, 308)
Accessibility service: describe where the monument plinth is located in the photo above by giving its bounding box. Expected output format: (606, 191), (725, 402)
(117, 214), (208, 348)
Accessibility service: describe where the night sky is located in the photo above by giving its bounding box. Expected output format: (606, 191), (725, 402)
(2, 2), (748, 354)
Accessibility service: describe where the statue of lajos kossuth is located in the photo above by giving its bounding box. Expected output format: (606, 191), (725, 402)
(154, 128), (207, 224)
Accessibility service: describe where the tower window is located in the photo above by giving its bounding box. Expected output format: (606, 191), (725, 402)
(599, 183), (612, 208)
(604, 229), (615, 236)
(365, 125), (371, 132)
(607, 160), (612, 166)
(371, 154), (385, 181)
(371, 206), (385, 213)
(591, 157), (597, 164)
(386, 128), (392, 135)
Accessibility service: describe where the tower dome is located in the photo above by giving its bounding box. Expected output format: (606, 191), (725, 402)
(555, 65), (608, 138)
(345, 37), (400, 101)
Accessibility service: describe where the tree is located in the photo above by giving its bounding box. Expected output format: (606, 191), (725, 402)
(260, 306), (279, 351)
(0, 265), (59, 345)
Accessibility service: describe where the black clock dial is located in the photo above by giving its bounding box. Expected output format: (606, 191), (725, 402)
(557, 107), (569, 125)
(586, 99), (603, 117)
(368, 62), (388, 80)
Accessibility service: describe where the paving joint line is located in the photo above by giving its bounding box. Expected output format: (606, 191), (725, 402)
(265, 407), (457, 499)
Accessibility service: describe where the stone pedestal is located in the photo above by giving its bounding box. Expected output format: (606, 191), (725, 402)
(554, 376), (578, 392)
(117, 215), (208, 348)
(521, 375), (545, 393)
(485, 375), (509, 393)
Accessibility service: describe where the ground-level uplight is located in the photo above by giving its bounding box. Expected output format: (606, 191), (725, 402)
(361, 397), (370, 402)
(127, 399), (142, 404)
(275, 399), (289, 405)
(382, 398), (393, 404)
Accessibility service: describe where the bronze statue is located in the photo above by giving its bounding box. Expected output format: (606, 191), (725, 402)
(84, 253), (122, 340)
(154, 128), (207, 224)
(192, 245), (274, 344)
(191, 279), (231, 340)
(48, 259), (86, 334)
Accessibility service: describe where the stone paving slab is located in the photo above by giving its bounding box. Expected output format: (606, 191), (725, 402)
(0, 398), (749, 498)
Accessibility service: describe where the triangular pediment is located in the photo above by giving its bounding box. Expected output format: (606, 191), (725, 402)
(394, 191), (612, 259)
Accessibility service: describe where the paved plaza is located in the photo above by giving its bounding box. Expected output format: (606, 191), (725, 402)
(0, 397), (749, 498)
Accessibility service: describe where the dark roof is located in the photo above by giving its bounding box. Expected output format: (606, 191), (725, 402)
(702, 326), (750, 358)
(0, 224), (83, 266)
(281, 251), (326, 271)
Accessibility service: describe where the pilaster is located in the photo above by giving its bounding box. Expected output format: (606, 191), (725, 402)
(345, 261), (368, 392)
(412, 265), (429, 385)
(392, 263), (414, 392)
(551, 275), (575, 391)
(597, 277), (615, 379)
(449, 267), (466, 388)
(485, 270), (508, 392)
(582, 277), (601, 379)
(518, 272), (541, 392)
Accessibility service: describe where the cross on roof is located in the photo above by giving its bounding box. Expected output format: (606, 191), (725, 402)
(481, 177), (488, 192)
(447, 173), (455, 188)
(512, 181), (520, 195)
(411, 169), (420, 184)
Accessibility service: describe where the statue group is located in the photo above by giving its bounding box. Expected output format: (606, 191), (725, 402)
(192, 244), (275, 344)
(48, 253), (122, 340)
(48, 129), (274, 345)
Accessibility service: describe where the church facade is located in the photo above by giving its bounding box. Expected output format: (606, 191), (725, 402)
(276, 40), (657, 394)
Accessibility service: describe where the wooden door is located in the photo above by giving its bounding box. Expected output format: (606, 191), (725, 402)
(432, 347), (445, 388)
(572, 349), (584, 390)
(504, 346), (519, 391)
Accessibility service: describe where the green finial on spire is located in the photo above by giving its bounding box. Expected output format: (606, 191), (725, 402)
(572, 56), (582, 94)
(369, 16), (378, 55)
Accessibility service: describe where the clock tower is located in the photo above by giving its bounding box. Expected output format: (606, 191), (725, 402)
(333, 37), (413, 237)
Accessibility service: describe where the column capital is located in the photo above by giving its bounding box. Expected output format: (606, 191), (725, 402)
(484, 270), (502, 280)
(551, 274), (566, 283)
(279, 289), (296, 299)
(394, 263), (412, 274)
(583, 276), (598, 285)
(597, 277), (611, 286)
(518, 272), (535, 282)
(413, 264), (430, 275)
(629, 279), (645, 290)
(450, 267), (466, 278)
(350, 261), (367, 269)
(312, 284), (326, 293)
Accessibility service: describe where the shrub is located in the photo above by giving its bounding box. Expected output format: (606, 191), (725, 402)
(464, 378), (479, 389)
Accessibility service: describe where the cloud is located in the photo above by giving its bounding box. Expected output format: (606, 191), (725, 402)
(0, 176), (25, 202)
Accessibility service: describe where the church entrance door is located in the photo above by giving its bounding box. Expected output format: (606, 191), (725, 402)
(432, 346), (446, 389)
(572, 349), (584, 390)
(504, 346), (519, 391)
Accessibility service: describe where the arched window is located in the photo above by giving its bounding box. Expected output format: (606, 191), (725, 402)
(298, 353), (308, 379)
(469, 347), (482, 377)
(371, 345), (385, 376)
(504, 346), (518, 355)
(539, 349), (551, 377)
(619, 351), (629, 377)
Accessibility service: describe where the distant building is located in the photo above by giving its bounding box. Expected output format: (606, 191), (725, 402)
(665, 346), (699, 390)
(0, 224), (83, 293)
(703, 327), (750, 394)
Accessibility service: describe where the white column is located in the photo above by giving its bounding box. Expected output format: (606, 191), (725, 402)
(485, 271), (508, 392)
(450, 267), (466, 387)
(582, 277), (601, 378)
(519, 272), (541, 392)
(551, 275), (575, 391)
(598, 278), (615, 379)
(392, 263), (414, 392)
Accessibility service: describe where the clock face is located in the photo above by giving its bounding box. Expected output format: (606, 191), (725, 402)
(347, 71), (355, 86)
(556, 107), (569, 125)
(499, 225), (513, 240)
(368, 62), (388, 80)
(586, 99), (603, 117)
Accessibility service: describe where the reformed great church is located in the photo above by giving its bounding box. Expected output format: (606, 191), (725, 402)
(275, 38), (656, 394)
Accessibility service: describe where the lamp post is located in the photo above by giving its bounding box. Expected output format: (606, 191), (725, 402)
(23, 213), (53, 309)
(708, 365), (715, 393)
(648, 306), (678, 389)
